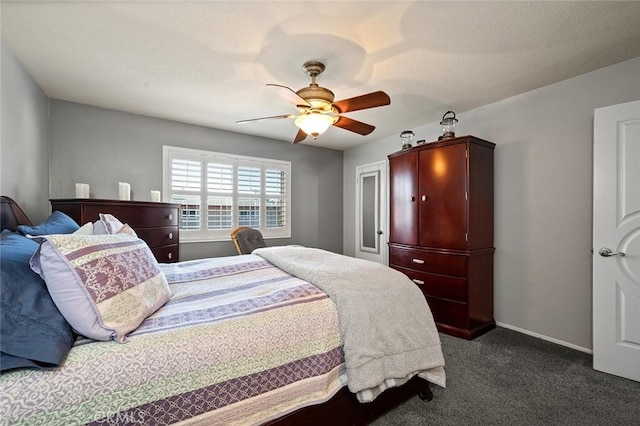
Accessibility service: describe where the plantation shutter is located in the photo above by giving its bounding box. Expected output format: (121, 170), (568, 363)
(163, 146), (291, 241)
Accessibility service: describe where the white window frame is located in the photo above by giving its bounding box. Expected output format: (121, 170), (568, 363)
(163, 146), (291, 242)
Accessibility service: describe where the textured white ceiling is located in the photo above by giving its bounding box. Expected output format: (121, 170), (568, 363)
(3, 1), (640, 150)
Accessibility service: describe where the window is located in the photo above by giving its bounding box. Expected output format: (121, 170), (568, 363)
(163, 146), (291, 241)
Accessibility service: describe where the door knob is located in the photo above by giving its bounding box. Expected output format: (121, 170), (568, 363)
(598, 247), (625, 257)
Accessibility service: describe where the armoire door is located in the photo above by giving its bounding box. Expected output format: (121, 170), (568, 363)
(389, 151), (418, 245)
(418, 143), (468, 249)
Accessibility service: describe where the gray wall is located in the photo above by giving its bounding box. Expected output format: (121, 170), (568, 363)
(49, 100), (344, 259)
(0, 44), (50, 223)
(344, 56), (640, 351)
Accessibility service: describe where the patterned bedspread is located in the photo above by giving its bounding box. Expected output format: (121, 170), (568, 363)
(0, 255), (346, 426)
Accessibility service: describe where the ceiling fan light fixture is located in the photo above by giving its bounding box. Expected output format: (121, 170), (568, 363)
(295, 113), (335, 139)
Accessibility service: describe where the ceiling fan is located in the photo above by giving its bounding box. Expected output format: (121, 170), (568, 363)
(236, 61), (391, 144)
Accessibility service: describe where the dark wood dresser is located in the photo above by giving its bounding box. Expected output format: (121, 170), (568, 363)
(50, 199), (180, 263)
(388, 135), (495, 339)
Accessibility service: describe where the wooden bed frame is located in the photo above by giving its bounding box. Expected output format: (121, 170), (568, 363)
(0, 195), (433, 425)
(265, 376), (432, 425)
(1, 195), (33, 231)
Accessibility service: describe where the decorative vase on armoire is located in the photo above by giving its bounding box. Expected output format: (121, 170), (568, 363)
(388, 135), (495, 339)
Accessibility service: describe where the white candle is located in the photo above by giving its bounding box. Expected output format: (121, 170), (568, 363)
(118, 182), (131, 201)
(75, 183), (90, 198)
(150, 190), (161, 202)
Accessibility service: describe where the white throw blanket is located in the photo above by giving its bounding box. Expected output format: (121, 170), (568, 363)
(253, 246), (446, 401)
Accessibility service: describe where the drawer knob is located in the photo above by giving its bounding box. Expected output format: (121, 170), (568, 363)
(168, 232), (173, 240)
(412, 258), (425, 264)
(168, 213), (173, 220)
(421, 195), (428, 202)
(167, 252), (172, 260)
(412, 279), (425, 285)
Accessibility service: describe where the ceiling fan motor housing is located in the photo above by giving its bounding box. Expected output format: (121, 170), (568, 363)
(297, 61), (335, 110)
(296, 85), (335, 109)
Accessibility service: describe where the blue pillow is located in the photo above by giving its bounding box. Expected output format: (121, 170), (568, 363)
(17, 210), (79, 236)
(0, 230), (75, 371)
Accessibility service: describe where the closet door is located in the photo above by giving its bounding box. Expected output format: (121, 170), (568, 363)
(418, 143), (468, 249)
(389, 152), (419, 245)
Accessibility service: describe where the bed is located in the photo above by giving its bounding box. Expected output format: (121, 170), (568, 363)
(0, 195), (445, 425)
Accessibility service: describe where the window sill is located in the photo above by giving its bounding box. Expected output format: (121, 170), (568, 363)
(179, 234), (291, 244)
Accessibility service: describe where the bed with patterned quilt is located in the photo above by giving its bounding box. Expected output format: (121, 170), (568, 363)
(0, 196), (445, 425)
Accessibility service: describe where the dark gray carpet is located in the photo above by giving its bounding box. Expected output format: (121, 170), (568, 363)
(372, 327), (640, 425)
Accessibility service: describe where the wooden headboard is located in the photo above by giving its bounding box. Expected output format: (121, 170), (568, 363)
(0, 196), (33, 232)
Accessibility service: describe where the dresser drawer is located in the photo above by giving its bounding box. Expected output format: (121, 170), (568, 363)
(81, 205), (178, 228)
(389, 246), (467, 277)
(135, 226), (179, 248)
(151, 245), (179, 263)
(424, 296), (468, 329)
(393, 265), (467, 302)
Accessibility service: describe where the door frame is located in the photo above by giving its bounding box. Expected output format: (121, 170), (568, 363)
(355, 161), (388, 265)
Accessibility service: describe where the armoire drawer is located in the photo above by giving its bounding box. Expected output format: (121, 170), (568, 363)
(392, 265), (467, 302)
(389, 246), (467, 277)
(424, 296), (468, 329)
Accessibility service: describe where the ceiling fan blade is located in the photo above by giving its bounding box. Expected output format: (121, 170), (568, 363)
(292, 129), (308, 144)
(333, 116), (375, 135)
(236, 114), (294, 124)
(332, 91), (390, 113)
(267, 84), (311, 107)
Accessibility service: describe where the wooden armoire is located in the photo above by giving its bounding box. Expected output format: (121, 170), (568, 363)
(388, 135), (495, 339)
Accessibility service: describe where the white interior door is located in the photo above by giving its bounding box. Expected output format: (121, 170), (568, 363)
(355, 162), (387, 264)
(593, 99), (640, 382)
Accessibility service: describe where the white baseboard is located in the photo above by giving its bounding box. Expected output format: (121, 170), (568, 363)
(495, 321), (593, 354)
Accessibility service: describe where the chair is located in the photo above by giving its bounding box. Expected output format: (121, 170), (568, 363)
(230, 226), (266, 255)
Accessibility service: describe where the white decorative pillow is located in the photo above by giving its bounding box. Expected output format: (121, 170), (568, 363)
(93, 220), (108, 235)
(99, 213), (125, 233)
(73, 222), (94, 235)
(29, 234), (171, 342)
(99, 213), (138, 237)
(117, 223), (138, 237)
